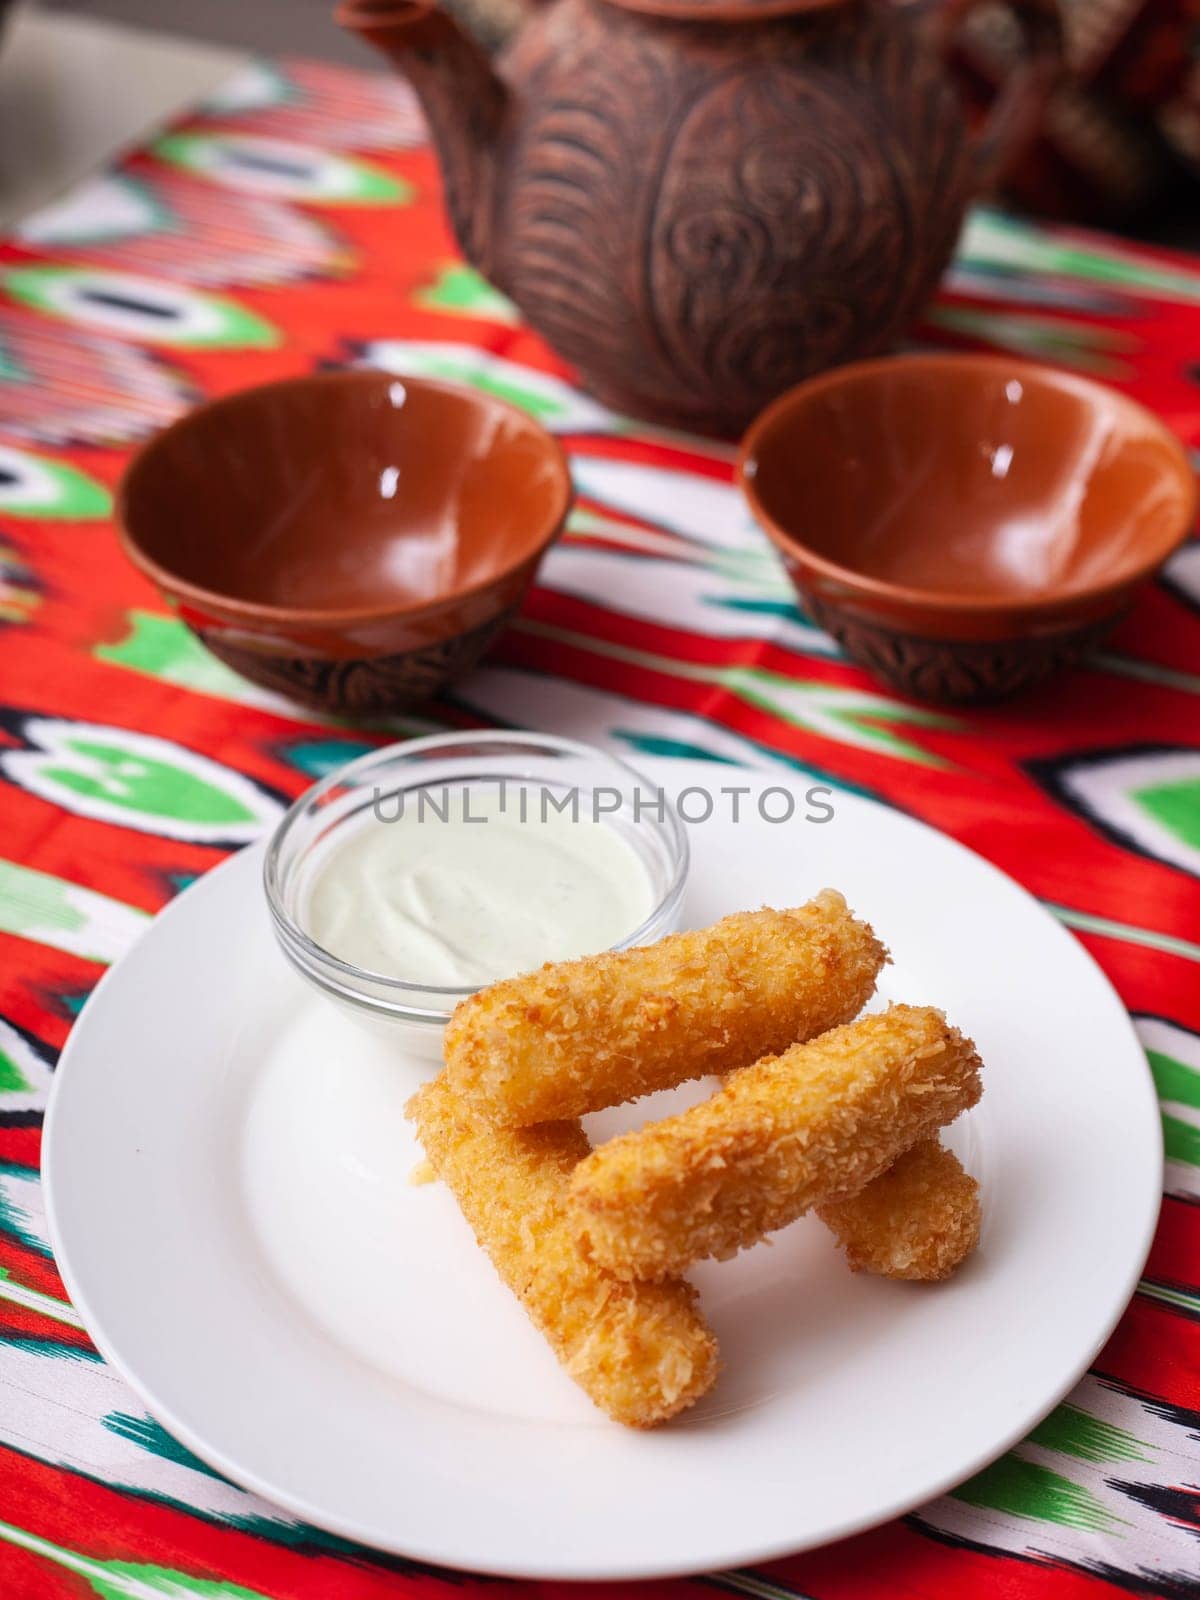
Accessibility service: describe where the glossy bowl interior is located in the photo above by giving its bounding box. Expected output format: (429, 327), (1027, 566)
(118, 371), (571, 626)
(741, 355), (1197, 617)
(264, 731), (689, 1060)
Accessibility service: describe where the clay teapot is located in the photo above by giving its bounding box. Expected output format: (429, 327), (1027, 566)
(338, 0), (1061, 437)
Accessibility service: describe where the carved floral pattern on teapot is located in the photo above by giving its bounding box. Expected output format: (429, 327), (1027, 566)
(342, 0), (1060, 436)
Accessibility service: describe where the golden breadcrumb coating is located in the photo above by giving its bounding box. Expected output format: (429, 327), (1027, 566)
(817, 1138), (981, 1281)
(442, 890), (887, 1126)
(570, 1004), (982, 1281)
(407, 1076), (720, 1428)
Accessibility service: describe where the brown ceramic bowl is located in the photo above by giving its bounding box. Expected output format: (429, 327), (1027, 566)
(117, 371), (572, 714)
(739, 355), (1197, 704)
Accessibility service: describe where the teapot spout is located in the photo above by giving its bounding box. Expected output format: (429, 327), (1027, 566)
(335, 1), (506, 272)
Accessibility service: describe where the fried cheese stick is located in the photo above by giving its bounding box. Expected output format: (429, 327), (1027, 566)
(442, 889), (887, 1126)
(817, 1138), (981, 1281)
(407, 1076), (719, 1428)
(570, 1005), (982, 1281)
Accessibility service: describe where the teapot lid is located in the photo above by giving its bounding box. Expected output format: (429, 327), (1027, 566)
(600, 0), (846, 18)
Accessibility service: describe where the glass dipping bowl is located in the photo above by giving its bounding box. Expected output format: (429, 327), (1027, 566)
(264, 730), (689, 1059)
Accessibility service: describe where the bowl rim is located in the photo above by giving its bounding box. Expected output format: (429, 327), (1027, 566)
(115, 369), (574, 629)
(262, 728), (692, 1021)
(737, 352), (1199, 617)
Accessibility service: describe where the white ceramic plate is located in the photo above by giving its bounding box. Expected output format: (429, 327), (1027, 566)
(44, 759), (1162, 1581)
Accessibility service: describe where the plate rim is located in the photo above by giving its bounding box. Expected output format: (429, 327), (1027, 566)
(43, 762), (1165, 1580)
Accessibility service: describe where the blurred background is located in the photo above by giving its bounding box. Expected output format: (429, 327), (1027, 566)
(0, 0), (524, 223)
(34, 0), (382, 63)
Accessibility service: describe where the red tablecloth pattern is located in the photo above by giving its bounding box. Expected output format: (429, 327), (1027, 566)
(0, 55), (1198, 1600)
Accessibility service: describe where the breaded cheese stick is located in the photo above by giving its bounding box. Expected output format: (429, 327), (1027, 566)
(570, 1004), (982, 1281)
(407, 1076), (719, 1428)
(817, 1138), (981, 1281)
(443, 889), (887, 1126)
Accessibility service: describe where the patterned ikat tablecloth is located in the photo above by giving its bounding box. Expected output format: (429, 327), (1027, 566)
(0, 53), (1198, 1600)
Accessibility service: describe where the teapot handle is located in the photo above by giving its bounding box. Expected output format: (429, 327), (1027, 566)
(930, 0), (1064, 191)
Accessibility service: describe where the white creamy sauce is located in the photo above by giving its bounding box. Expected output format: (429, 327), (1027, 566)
(303, 787), (653, 985)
